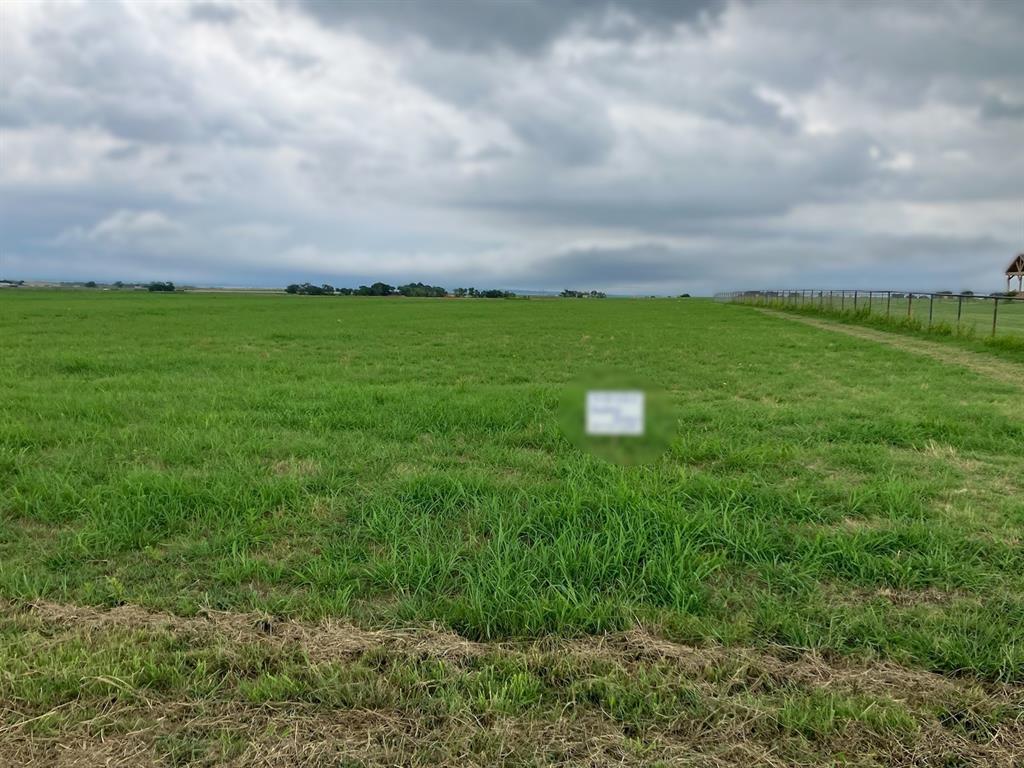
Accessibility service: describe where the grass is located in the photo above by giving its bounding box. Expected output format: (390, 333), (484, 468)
(785, 291), (1024, 338)
(1, 290), (1023, 765)
(733, 293), (1024, 361)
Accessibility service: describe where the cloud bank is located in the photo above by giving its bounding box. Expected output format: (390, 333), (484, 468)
(1, 0), (1022, 293)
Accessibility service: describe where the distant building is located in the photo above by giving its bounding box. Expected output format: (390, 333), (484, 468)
(1008, 254), (1024, 293)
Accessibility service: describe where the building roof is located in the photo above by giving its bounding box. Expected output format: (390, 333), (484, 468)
(1008, 255), (1024, 275)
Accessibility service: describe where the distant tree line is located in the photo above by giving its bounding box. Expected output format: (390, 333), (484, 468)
(396, 282), (447, 297)
(559, 289), (606, 298)
(286, 282), (516, 298)
(286, 282), (340, 295)
(451, 287), (517, 298)
(887, 290), (1019, 299)
(39, 280), (179, 291)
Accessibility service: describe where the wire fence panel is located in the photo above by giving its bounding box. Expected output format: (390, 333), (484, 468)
(715, 290), (1024, 341)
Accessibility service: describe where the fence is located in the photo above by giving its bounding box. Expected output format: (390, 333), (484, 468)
(717, 290), (1024, 340)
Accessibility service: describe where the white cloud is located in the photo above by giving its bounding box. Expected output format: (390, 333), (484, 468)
(53, 210), (181, 246)
(89, 210), (180, 241)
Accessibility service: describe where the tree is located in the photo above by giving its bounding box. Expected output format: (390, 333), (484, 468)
(285, 282), (330, 295)
(286, 281), (451, 296)
(147, 281), (175, 292)
(356, 283), (394, 296)
(398, 282), (447, 297)
(85, 281), (97, 288)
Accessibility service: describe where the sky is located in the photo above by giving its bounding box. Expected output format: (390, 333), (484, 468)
(1, 0), (1022, 295)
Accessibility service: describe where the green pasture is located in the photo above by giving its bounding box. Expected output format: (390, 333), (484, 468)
(1, 290), (1022, 765)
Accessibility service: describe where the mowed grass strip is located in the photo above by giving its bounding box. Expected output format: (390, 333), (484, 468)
(1, 292), (1022, 704)
(2, 599), (1021, 767)
(733, 294), (1024, 363)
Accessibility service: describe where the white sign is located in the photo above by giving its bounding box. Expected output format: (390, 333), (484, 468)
(585, 390), (645, 436)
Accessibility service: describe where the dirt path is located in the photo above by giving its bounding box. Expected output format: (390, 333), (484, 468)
(758, 309), (1024, 389)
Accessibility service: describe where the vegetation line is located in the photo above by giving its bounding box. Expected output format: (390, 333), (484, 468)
(756, 309), (1024, 389)
(731, 296), (1024, 361)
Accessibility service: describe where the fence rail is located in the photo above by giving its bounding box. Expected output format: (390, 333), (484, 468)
(717, 289), (1024, 340)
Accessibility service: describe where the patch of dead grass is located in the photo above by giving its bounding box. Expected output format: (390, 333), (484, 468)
(267, 457), (321, 478)
(2, 599), (1022, 767)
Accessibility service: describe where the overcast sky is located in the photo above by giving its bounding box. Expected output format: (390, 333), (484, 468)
(1, 0), (1022, 294)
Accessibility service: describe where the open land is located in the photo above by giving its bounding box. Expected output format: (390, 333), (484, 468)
(1, 291), (1022, 766)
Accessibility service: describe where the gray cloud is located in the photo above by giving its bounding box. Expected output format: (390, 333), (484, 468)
(1, 0), (1021, 294)
(520, 244), (710, 288)
(4, 4), (288, 147)
(189, 3), (241, 24)
(980, 95), (1024, 121)
(287, 0), (724, 54)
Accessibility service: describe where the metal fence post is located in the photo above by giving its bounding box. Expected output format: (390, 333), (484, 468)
(725, 289), (1020, 340)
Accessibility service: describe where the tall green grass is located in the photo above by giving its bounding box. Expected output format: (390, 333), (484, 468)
(1, 291), (1023, 683)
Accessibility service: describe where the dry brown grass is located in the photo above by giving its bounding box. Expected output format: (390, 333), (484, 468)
(268, 458), (321, 478)
(3, 599), (1022, 767)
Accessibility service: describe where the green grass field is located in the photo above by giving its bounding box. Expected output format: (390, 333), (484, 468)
(914, 297), (1024, 337)
(783, 292), (1024, 340)
(1, 291), (1022, 766)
